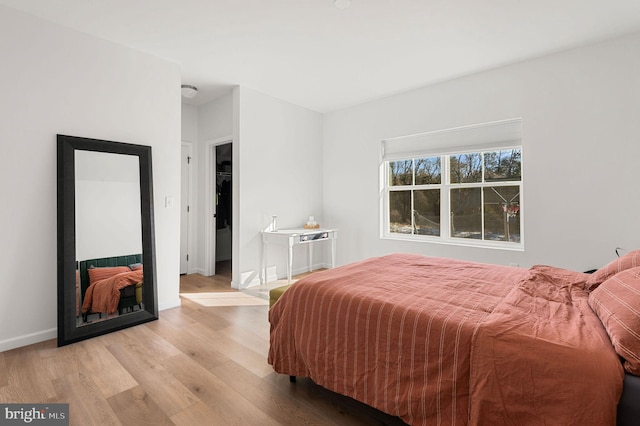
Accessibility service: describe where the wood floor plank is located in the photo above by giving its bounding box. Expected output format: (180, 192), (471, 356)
(211, 306), (269, 353)
(207, 305), (271, 340)
(187, 322), (273, 378)
(144, 315), (229, 372)
(169, 400), (226, 426)
(209, 359), (340, 425)
(179, 298), (234, 330)
(75, 337), (139, 398)
(38, 339), (83, 381)
(117, 323), (183, 360)
(2, 343), (57, 402)
(180, 271), (235, 293)
(160, 353), (280, 426)
(153, 305), (197, 329)
(0, 350), (7, 388)
(106, 339), (199, 418)
(107, 385), (174, 426)
(52, 371), (121, 426)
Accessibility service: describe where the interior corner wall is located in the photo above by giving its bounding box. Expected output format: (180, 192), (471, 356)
(181, 103), (199, 144)
(0, 5), (182, 352)
(235, 87), (324, 288)
(323, 32), (640, 273)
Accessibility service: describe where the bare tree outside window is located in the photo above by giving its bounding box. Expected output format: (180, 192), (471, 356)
(385, 148), (522, 246)
(484, 149), (521, 182)
(450, 153), (482, 183)
(389, 160), (413, 186)
(415, 157), (441, 185)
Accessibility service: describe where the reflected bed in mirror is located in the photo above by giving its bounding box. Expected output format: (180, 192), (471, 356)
(78, 254), (144, 326)
(57, 134), (158, 346)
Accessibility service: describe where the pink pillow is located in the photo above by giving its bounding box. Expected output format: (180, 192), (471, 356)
(589, 266), (640, 375)
(586, 249), (640, 291)
(88, 266), (130, 284)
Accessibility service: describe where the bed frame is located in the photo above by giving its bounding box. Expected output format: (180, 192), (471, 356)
(78, 253), (143, 320)
(618, 373), (640, 426)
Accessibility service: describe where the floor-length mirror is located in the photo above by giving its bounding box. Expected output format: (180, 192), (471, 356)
(57, 134), (158, 346)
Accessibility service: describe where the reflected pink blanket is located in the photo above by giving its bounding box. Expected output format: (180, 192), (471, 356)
(268, 254), (623, 425)
(81, 269), (143, 315)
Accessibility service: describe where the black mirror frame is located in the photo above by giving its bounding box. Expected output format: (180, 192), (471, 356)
(57, 134), (158, 346)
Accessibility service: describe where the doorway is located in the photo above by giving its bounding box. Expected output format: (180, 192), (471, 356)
(214, 143), (232, 276)
(205, 137), (233, 277)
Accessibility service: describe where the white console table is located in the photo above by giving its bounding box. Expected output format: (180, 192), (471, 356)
(261, 228), (338, 284)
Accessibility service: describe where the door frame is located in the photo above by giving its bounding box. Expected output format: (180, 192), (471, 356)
(204, 136), (233, 276)
(180, 141), (194, 275)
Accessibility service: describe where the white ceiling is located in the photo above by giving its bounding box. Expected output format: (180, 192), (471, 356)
(2, 0), (640, 113)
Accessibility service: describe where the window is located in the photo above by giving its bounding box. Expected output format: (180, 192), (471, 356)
(382, 119), (523, 249)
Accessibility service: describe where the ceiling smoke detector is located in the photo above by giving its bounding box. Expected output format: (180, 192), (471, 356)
(181, 84), (198, 98)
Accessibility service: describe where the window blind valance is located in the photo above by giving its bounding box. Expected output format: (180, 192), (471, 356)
(381, 118), (522, 161)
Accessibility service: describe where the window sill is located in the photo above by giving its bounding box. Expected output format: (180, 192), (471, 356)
(380, 233), (525, 252)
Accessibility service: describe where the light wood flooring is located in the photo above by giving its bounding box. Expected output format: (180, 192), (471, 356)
(0, 264), (407, 425)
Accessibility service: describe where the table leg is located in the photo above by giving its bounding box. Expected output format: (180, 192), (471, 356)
(261, 240), (266, 284)
(331, 237), (336, 268)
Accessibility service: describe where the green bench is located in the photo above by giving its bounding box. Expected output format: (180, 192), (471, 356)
(269, 284), (293, 308)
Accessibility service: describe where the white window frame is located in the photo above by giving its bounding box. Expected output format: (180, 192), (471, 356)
(380, 119), (524, 251)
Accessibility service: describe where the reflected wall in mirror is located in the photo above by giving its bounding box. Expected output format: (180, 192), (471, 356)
(57, 134), (158, 346)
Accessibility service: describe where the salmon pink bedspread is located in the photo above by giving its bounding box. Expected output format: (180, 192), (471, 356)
(268, 253), (623, 425)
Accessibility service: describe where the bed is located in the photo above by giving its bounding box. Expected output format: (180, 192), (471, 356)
(78, 253), (144, 321)
(268, 252), (640, 425)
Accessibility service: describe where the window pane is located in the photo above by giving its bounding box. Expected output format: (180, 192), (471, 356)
(389, 190), (412, 234)
(484, 149), (521, 182)
(414, 189), (440, 236)
(450, 153), (482, 183)
(389, 160), (413, 186)
(484, 186), (520, 242)
(415, 157), (441, 185)
(450, 188), (481, 239)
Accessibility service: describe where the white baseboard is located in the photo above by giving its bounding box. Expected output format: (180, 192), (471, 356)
(0, 328), (57, 353)
(0, 298), (182, 353)
(238, 262), (332, 289)
(159, 298), (181, 311)
(291, 262), (331, 276)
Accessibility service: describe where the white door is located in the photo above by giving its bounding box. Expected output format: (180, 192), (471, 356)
(180, 143), (192, 275)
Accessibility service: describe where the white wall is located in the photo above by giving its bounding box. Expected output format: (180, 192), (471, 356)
(199, 92), (234, 142)
(181, 103), (199, 143)
(323, 32), (640, 273)
(181, 103), (199, 275)
(0, 6), (182, 351)
(235, 87), (324, 287)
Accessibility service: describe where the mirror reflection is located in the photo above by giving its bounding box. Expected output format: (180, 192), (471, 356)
(74, 151), (144, 326)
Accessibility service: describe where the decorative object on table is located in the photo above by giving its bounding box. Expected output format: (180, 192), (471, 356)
(271, 215), (278, 231)
(304, 216), (319, 229)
